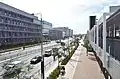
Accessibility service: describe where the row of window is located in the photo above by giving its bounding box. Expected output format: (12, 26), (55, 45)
(0, 16), (40, 29)
(105, 25), (120, 38)
(0, 38), (40, 43)
(0, 31), (40, 37)
(0, 24), (40, 33)
(0, 8), (33, 22)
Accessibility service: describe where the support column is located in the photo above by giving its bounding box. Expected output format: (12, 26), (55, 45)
(97, 23), (99, 52)
(103, 13), (107, 67)
(94, 25), (97, 51)
(94, 26), (95, 43)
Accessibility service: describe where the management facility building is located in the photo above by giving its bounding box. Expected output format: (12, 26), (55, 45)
(0, 2), (43, 46)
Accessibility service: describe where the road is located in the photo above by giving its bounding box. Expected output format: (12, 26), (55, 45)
(0, 38), (72, 79)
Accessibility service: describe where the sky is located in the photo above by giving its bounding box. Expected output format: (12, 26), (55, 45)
(0, 0), (120, 34)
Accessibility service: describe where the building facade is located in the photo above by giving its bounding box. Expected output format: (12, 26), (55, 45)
(53, 27), (73, 38)
(42, 20), (52, 40)
(69, 29), (73, 37)
(0, 2), (42, 46)
(49, 29), (63, 40)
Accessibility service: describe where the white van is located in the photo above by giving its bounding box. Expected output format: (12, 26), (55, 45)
(44, 49), (52, 57)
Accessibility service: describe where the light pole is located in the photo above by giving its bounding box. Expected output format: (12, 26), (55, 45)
(34, 13), (44, 79)
(40, 13), (44, 79)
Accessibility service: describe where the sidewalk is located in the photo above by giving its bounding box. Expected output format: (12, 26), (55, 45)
(63, 44), (104, 79)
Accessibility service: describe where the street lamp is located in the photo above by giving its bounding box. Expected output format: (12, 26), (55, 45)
(40, 13), (45, 79)
(34, 13), (44, 79)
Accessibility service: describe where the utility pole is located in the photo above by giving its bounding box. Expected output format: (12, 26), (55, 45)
(33, 13), (45, 79)
(40, 13), (44, 79)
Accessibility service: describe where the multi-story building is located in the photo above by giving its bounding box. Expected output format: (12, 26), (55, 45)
(69, 29), (73, 37)
(42, 20), (52, 40)
(0, 2), (42, 46)
(53, 27), (73, 38)
(88, 6), (120, 79)
(49, 29), (63, 40)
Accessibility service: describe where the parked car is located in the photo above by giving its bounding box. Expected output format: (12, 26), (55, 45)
(44, 49), (52, 57)
(30, 56), (42, 64)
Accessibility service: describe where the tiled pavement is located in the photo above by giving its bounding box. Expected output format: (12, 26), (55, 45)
(60, 44), (104, 79)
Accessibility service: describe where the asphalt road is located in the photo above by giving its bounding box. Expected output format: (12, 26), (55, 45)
(0, 41), (59, 63)
(0, 39), (72, 79)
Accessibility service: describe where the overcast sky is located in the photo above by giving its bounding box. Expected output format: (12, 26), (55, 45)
(1, 0), (120, 34)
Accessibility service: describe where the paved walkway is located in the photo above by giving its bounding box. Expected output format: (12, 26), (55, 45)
(62, 44), (104, 79)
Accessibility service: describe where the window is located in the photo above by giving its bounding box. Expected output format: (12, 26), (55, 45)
(116, 31), (119, 36)
(1, 31), (5, 37)
(9, 32), (12, 37)
(0, 17), (3, 22)
(0, 31), (2, 37)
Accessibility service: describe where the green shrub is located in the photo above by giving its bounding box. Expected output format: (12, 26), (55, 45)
(48, 43), (79, 79)
(61, 43), (79, 65)
(48, 67), (60, 79)
(61, 56), (69, 65)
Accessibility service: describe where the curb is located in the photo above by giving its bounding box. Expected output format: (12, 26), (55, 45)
(63, 45), (81, 79)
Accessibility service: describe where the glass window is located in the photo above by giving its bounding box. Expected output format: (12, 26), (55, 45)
(0, 17), (3, 22)
(1, 31), (5, 37)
